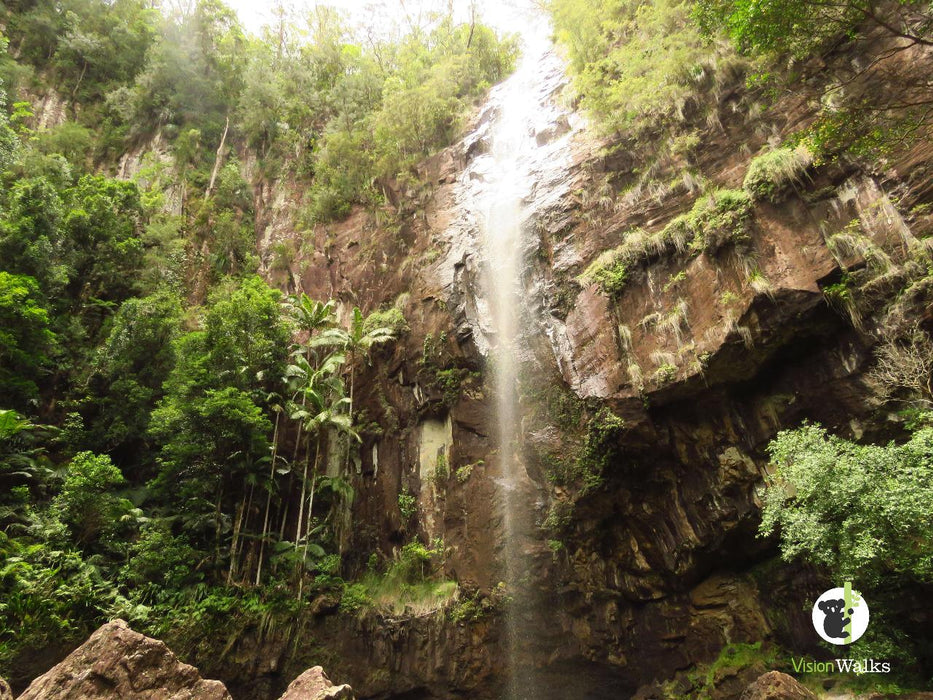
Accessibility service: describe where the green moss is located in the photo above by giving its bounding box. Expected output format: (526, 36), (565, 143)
(581, 189), (753, 297)
(680, 188), (754, 253)
(434, 367), (475, 407)
(363, 306), (409, 336)
(526, 379), (585, 433)
(743, 147), (811, 202)
(580, 408), (624, 481)
(543, 499), (574, 534)
(579, 226), (677, 296)
(581, 249), (630, 295)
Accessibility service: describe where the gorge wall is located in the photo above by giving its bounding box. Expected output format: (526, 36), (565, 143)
(216, 26), (933, 700)
(13, 13), (933, 700)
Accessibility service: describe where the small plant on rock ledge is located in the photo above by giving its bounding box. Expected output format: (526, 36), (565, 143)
(456, 461), (481, 483)
(397, 489), (417, 520)
(431, 452), (450, 487)
(743, 146), (811, 202)
(654, 362), (678, 384)
(746, 268), (774, 298)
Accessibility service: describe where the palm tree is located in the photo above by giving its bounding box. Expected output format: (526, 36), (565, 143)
(344, 306), (396, 424)
(273, 295), (339, 555)
(289, 351), (359, 600)
(287, 295), (337, 363)
(315, 308), (396, 475)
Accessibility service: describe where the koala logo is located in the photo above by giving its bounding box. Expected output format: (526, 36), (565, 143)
(818, 598), (851, 639)
(812, 583), (869, 645)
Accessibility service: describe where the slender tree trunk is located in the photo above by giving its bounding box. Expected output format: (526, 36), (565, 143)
(256, 411), (281, 586)
(349, 361), (355, 423)
(71, 60), (88, 101)
(277, 418), (303, 542)
(213, 483), (224, 569)
(466, 3), (476, 49)
(294, 432), (312, 547)
(239, 481), (256, 584)
(227, 487), (247, 584)
(344, 358), (356, 474)
(293, 432), (314, 598)
(207, 115), (230, 197)
(298, 435), (324, 601)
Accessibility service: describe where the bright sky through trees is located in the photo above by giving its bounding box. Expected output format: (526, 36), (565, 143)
(223, 0), (542, 37)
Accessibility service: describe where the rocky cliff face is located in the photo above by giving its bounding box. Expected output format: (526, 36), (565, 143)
(19, 24), (931, 700)
(227, 28), (933, 700)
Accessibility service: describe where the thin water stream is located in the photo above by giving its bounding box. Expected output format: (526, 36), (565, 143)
(453, 15), (582, 699)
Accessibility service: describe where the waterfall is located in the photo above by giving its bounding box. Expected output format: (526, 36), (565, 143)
(449, 11), (583, 698)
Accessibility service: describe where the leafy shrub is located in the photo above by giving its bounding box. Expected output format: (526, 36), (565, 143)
(121, 524), (203, 595)
(339, 582), (372, 613)
(398, 490), (417, 520)
(654, 362), (679, 383)
(432, 452), (449, 485)
(743, 147), (811, 202)
(305, 184), (352, 225)
(456, 462), (480, 483)
(363, 307), (409, 337)
(760, 422), (933, 584)
(434, 367), (473, 406)
(53, 452), (134, 548)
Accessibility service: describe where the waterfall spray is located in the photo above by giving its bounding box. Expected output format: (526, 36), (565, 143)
(459, 15), (579, 699)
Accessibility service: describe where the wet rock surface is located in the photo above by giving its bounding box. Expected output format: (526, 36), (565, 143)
(17, 620), (232, 700)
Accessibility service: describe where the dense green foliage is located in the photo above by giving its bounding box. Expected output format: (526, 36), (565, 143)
(761, 422), (933, 676)
(550, 0), (732, 134)
(761, 423), (933, 585)
(0, 0), (510, 677)
(552, 0), (932, 157)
